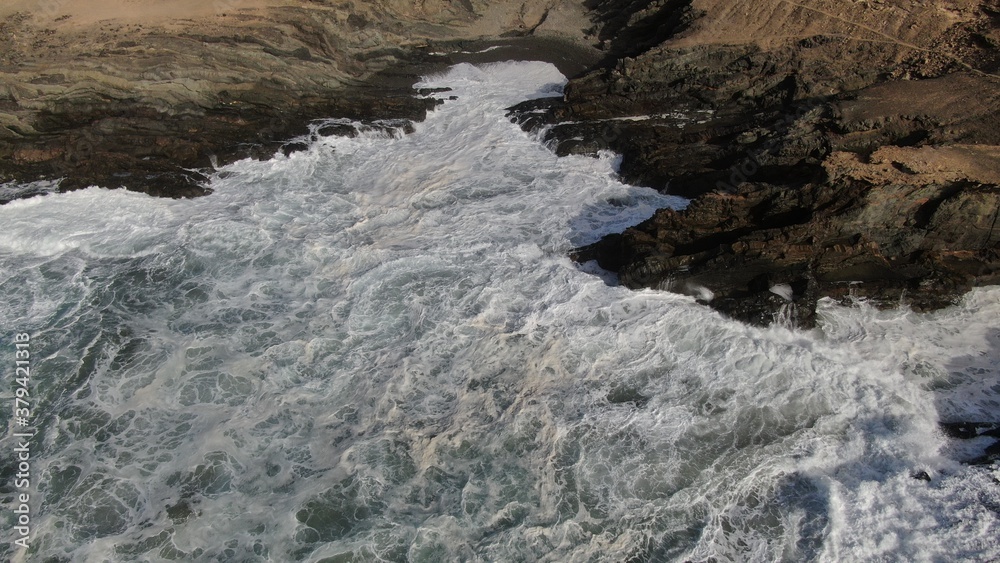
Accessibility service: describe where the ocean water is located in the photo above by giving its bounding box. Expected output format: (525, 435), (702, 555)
(1, 61), (999, 562)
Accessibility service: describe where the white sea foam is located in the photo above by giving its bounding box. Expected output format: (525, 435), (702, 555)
(0, 61), (997, 562)
(770, 283), (794, 302)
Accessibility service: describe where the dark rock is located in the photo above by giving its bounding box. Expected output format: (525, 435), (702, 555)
(281, 142), (310, 157)
(944, 421), (1000, 466)
(941, 422), (1000, 440)
(0, 4), (602, 201)
(0, 77), (440, 199)
(346, 14), (368, 30)
(606, 386), (650, 408)
(574, 172), (1000, 327)
(972, 441), (1000, 466)
(542, 0), (1000, 327)
(5, 0), (1000, 331)
(416, 87), (452, 96)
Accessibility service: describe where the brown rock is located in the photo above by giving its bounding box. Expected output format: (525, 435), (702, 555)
(0, 0), (600, 197)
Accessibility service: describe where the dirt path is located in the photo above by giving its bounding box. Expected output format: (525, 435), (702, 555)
(782, 0), (1000, 79)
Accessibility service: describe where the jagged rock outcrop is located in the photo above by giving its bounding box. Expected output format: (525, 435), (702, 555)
(0, 0), (597, 196)
(574, 158), (1000, 326)
(4, 0), (1000, 329)
(508, 0), (1000, 326)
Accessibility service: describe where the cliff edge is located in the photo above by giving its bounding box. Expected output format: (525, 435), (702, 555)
(0, 0), (597, 196)
(509, 0), (1000, 327)
(4, 0), (1000, 329)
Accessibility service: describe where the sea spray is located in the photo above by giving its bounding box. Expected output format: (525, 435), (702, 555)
(0, 61), (996, 562)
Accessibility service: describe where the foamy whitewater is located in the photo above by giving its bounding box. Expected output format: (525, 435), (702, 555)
(1, 62), (999, 562)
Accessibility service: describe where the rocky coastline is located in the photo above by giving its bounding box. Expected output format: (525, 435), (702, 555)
(2, 0), (999, 476)
(0, 0), (599, 198)
(511, 0), (1000, 329)
(2, 0), (999, 333)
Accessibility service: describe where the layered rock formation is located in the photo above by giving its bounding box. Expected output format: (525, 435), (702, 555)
(509, 0), (1000, 326)
(0, 0), (596, 197)
(3, 0), (1000, 329)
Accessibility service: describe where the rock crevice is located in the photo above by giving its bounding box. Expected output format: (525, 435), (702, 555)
(0, 0), (599, 197)
(506, 0), (1000, 326)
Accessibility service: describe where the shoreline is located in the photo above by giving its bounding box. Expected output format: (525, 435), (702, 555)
(0, 1), (600, 199)
(508, 0), (1000, 328)
(0, 34), (601, 200)
(3, 0), (1000, 331)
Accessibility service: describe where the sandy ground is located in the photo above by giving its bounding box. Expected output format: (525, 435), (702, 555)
(828, 145), (1000, 186)
(0, 0), (598, 72)
(0, 0), (598, 118)
(0, 0), (273, 26)
(1, 0), (595, 37)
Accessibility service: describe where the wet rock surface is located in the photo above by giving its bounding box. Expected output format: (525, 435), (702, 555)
(3, 75), (445, 198)
(4, 0), (1000, 328)
(573, 170), (1000, 327)
(508, 0), (1000, 327)
(0, 0), (598, 197)
(941, 422), (1000, 466)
